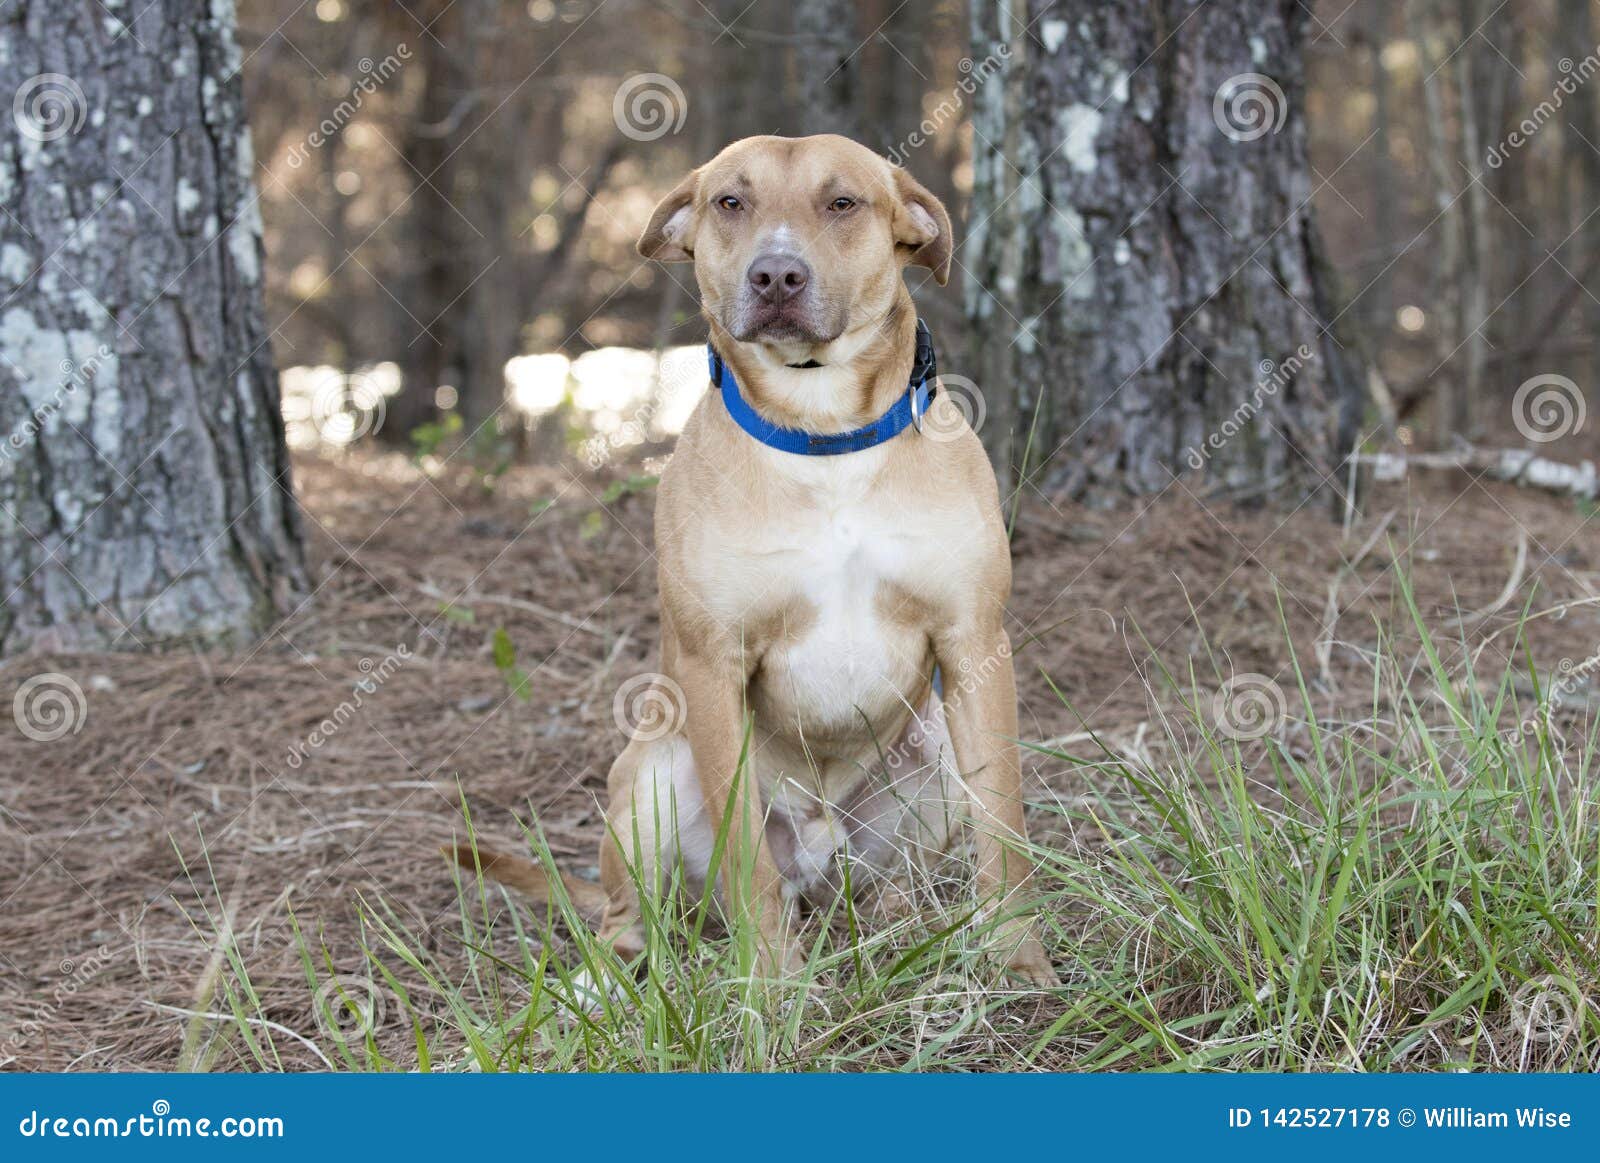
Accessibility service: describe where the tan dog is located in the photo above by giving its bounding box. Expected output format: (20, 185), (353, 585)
(463, 135), (1056, 987)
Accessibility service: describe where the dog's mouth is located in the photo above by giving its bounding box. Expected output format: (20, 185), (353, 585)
(730, 299), (840, 345)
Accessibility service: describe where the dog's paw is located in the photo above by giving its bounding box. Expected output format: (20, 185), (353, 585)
(994, 917), (1061, 989)
(1003, 938), (1061, 989)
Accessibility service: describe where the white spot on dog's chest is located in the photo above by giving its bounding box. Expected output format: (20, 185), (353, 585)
(763, 491), (921, 728)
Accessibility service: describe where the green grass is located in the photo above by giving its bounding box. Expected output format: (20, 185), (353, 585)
(191, 585), (1599, 1072)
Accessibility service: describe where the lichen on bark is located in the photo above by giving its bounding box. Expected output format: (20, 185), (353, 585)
(0, 0), (305, 654)
(967, 0), (1362, 505)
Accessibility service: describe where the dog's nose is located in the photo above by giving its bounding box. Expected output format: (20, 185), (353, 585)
(746, 253), (811, 305)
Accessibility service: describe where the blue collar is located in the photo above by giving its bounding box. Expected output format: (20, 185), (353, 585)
(708, 319), (937, 456)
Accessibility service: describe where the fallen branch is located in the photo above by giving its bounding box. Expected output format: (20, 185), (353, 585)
(1359, 447), (1598, 501)
(417, 582), (609, 639)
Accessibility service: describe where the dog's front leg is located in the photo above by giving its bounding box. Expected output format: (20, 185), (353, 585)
(674, 647), (798, 978)
(934, 622), (1059, 988)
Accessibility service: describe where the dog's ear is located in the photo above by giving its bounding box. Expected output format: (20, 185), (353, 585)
(637, 169), (701, 262)
(890, 166), (953, 286)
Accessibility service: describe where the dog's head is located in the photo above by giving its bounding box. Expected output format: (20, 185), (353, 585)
(637, 135), (951, 355)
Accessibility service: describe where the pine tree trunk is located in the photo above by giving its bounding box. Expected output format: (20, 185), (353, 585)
(793, 0), (861, 139)
(968, 0), (1363, 504)
(1562, 0), (1600, 392)
(0, 0), (306, 653)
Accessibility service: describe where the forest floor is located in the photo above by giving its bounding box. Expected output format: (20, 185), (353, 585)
(3, 435), (1599, 1071)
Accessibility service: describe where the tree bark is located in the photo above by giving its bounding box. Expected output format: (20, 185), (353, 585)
(1562, 0), (1600, 391)
(386, 6), (460, 442)
(793, 0), (862, 139)
(1362, 3), (1395, 339)
(968, 0), (1363, 504)
(0, 0), (306, 653)
(1407, 0), (1466, 445)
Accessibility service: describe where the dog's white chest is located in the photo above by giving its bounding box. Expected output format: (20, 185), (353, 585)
(791, 513), (882, 669)
(749, 469), (929, 733)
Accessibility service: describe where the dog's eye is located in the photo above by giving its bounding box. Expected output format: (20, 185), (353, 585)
(828, 197), (856, 213)
(716, 196), (743, 212)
